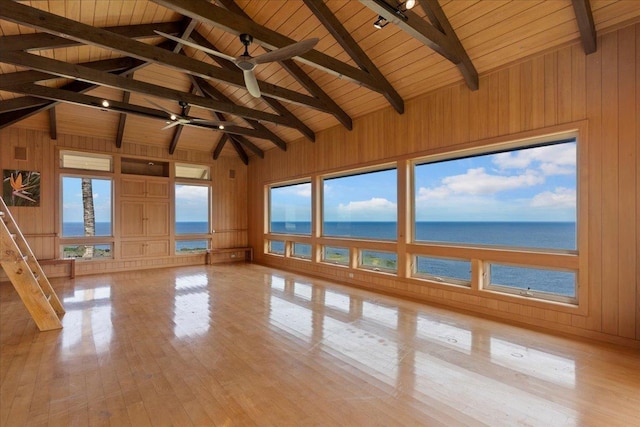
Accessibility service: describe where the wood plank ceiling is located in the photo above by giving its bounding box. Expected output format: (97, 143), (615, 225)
(1, 0), (638, 164)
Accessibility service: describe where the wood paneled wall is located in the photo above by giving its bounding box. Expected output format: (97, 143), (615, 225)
(247, 24), (639, 346)
(0, 127), (248, 278)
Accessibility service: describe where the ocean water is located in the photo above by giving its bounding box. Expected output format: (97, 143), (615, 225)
(63, 222), (209, 251)
(270, 221), (577, 297)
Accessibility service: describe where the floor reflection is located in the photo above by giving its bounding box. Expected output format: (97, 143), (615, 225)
(61, 285), (113, 354)
(173, 273), (210, 338)
(266, 272), (579, 412)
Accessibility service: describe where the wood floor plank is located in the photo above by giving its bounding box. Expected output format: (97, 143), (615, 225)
(1, 263), (639, 426)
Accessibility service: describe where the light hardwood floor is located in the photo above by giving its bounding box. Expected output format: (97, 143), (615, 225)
(1, 263), (639, 426)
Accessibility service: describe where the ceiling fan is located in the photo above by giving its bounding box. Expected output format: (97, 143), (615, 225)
(145, 98), (233, 130)
(155, 31), (319, 98)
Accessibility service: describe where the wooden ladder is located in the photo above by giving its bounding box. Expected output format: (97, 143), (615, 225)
(0, 197), (65, 331)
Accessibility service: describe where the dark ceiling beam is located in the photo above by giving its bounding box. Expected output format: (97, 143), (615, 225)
(167, 20), (199, 155)
(213, 0), (349, 132)
(212, 134), (229, 160)
(0, 0), (328, 111)
(571, 0), (597, 54)
(115, 77), (132, 149)
(228, 137), (249, 165)
(0, 81), (95, 129)
(150, 0), (383, 92)
(48, 108), (57, 140)
(303, 0), (403, 114)
(419, 0), (478, 91)
(0, 50), (301, 129)
(191, 76), (265, 158)
(360, 0), (478, 90)
(0, 21), (183, 52)
(0, 57), (136, 87)
(2, 83), (282, 141)
(192, 75), (284, 152)
(0, 97), (49, 114)
(189, 31), (316, 141)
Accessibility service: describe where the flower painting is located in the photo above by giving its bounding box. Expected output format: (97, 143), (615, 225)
(3, 170), (41, 207)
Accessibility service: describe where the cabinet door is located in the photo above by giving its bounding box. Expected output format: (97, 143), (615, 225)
(121, 241), (145, 258)
(120, 177), (146, 198)
(121, 201), (145, 237)
(146, 240), (169, 257)
(146, 181), (169, 198)
(146, 201), (169, 236)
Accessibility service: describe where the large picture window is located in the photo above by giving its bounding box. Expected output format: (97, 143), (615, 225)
(61, 176), (112, 238)
(269, 181), (311, 235)
(175, 184), (210, 236)
(323, 168), (397, 240)
(414, 139), (577, 250)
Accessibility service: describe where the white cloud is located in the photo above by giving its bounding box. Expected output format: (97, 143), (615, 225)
(492, 144), (576, 176)
(295, 186), (311, 197)
(338, 197), (396, 214)
(175, 185), (208, 201)
(417, 167), (544, 200)
(530, 187), (576, 208)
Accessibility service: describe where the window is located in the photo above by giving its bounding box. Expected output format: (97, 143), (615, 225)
(269, 181), (311, 235)
(414, 139), (577, 250)
(322, 246), (349, 266)
(268, 240), (285, 255)
(175, 184), (210, 235)
(61, 176), (112, 237)
(292, 243), (312, 260)
(62, 244), (112, 259)
(486, 264), (576, 302)
(360, 250), (397, 273)
(176, 239), (209, 254)
(323, 168), (397, 240)
(414, 256), (471, 287)
(60, 151), (112, 172)
(176, 163), (210, 180)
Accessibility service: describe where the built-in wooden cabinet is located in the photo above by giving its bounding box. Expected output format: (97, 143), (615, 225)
(120, 176), (170, 258)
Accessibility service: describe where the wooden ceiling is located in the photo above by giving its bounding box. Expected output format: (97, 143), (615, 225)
(1, 0), (639, 163)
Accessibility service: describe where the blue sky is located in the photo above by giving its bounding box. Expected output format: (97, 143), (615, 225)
(62, 177), (112, 222)
(271, 141), (576, 222)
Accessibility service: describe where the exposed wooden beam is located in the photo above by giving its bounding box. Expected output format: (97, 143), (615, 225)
(0, 50), (301, 129)
(303, 0), (403, 114)
(0, 0), (328, 111)
(151, 0), (383, 92)
(571, 0), (597, 54)
(361, 0), (478, 90)
(0, 81), (95, 129)
(191, 76), (284, 152)
(48, 108), (57, 140)
(189, 30), (317, 141)
(3, 83), (282, 141)
(228, 137), (249, 165)
(420, 0), (478, 90)
(0, 21), (183, 52)
(116, 79), (132, 149)
(0, 57), (136, 87)
(0, 97), (49, 114)
(212, 134), (228, 160)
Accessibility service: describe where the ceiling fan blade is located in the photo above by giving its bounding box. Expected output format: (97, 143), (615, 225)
(253, 38), (318, 64)
(190, 118), (235, 127)
(243, 69), (261, 97)
(154, 30), (237, 62)
(161, 121), (181, 130)
(144, 97), (179, 118)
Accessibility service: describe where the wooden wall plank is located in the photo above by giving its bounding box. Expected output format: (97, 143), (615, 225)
(600, 31), (620, 336)
(636, 23), (640, 341)
(616, 25), (637, 339)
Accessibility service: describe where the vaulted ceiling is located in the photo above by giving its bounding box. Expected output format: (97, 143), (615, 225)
(1, 1), (639, 164)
